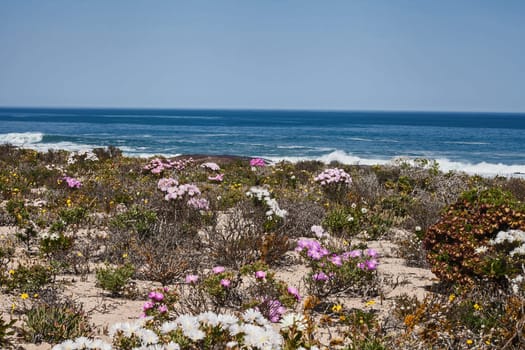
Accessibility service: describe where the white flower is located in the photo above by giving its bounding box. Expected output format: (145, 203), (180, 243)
(161, 321), (178, 333)
(137, 328), (159, 345)
(510, 243), (525, 256)
(347, 215), (354, 222)
(475, 246), (488, 254)
(198, 311), (220, 326)
(361, 207), (368, 214)
(242, 308), (263, 323)
(415, 226), (422, 232)
(226, 341), (238, 348)
(52, 340), (75, 350)
(165, 342), (181, 350)
(217, 313), (239, 327)
(279, 313), (307, 331)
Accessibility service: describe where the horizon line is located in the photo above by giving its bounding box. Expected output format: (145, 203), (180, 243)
(1, 105), (525, 115)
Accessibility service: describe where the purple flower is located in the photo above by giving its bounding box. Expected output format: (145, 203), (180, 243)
(348, 250), (362, 258)
(142, 301), (155, 311)
(250, 158), (266, 167)
(329, 254), (343, 266)
(365, 259), (379, 270)
(62, 176), (82, 189)
(357, 262), (366, 270)
(158, 304), (168, 313)
(365, 249), (378, 258)
(313, 271), (329, 281)
(148, 291), (164, 302)
(185, 274), (199, 284)
(255, 270), (267, 279)
(220, 279), (231, 288)
(212, 266), (225, 274)
(287, 286), (301, 301)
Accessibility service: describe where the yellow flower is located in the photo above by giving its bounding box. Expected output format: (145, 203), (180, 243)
(143, 199), (148, 204)
(331, 304), (342, 313)
(9, 269), (15, 275)
(365, 299), (376, 307)
(339, 315), (346, 321)
(466, 339), (473, 345)
(66, 198), (72, 207)
(122, 253), (128, 259)
(20, 293), (29, 300)
(77, 252), (83, 257)
(33, 293), (39, 298)
(473, 303), (482, 311)
(448, 294), (455, 302)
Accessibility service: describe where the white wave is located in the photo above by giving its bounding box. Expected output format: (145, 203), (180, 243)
(445, 141), (490, 145)
(277, 145), (310, 149)
(266, 150), (525, 177)
(0, 132), (44, 145)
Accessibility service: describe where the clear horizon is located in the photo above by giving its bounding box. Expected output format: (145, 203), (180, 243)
(1, 1), (525, 113)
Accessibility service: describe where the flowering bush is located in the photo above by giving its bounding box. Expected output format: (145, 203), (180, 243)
(250, 158), (266, 168)
(53, 298), (323, 350)
(158, 178), (209, 211)
(143, 157), (194, 174)
(200, 162), (221, 171)
(246, 186), (287, 219)
(424, 188), (525, 288)
(61, 176), (82, 189)
(297, 238), (380, 297)
(314, 167), (352, 202)
(314, 168), (352, 186)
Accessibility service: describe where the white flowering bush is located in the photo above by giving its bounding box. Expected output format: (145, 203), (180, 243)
(246, 187), (287, 219)
(53, 308), (323, 350)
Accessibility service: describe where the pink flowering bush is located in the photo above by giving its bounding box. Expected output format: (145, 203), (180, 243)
(297, 238), (380, 297)
(61, 176), (82, 189)
(314, 167), (352, 202)
(142, 287), (178, 322)
(250, 158), (266, 168)
(143, 157), (194, 174)
(157, 178), (210, 211)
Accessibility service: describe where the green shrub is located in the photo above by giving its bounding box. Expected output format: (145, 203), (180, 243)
(423, 188), (525, 287)
(2, 264), (53, 293)
(23, 298), (92, 344)
(96, 263), (135, 296)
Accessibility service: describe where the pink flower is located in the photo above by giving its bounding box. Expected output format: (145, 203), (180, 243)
(365, 259), (379, 270)
(357, 262), (366, 270)
(255, 270), (266, 279)
(287, 286), (301, 300)
(148, 291), (164, 302)
(313, 271), (329, 281)
(220, 279), (231, 288)
(158, 304), (168, 313)
(329, 254), (343, 266)
(142, 301), (155, 311)
(250, 158), (266, 167)
(212, 266), (225, 274)
(208, 174), (224, 182)
(185, 274), (199, 284)
(365, 249), (378, 258)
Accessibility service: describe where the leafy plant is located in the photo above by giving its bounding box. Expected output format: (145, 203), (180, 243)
(95, 263), (135, 296)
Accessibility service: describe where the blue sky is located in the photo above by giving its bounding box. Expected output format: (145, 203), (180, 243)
(0, 0), (524, 112)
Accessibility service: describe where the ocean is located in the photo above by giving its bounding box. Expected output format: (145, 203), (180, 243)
(1, 107), (524, 176)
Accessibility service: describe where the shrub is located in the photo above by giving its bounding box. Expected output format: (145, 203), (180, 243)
(424, 188), (525, 287)
(298, 238), (380, 297)
(23, 296), (92, 344)
(95, 263), (135, 296)
(2, 263), (53, 293)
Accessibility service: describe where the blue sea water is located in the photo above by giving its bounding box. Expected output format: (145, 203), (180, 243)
(1, 107), (524, 176)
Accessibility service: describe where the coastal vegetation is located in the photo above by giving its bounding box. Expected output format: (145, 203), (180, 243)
(0, 144), (524, 349)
